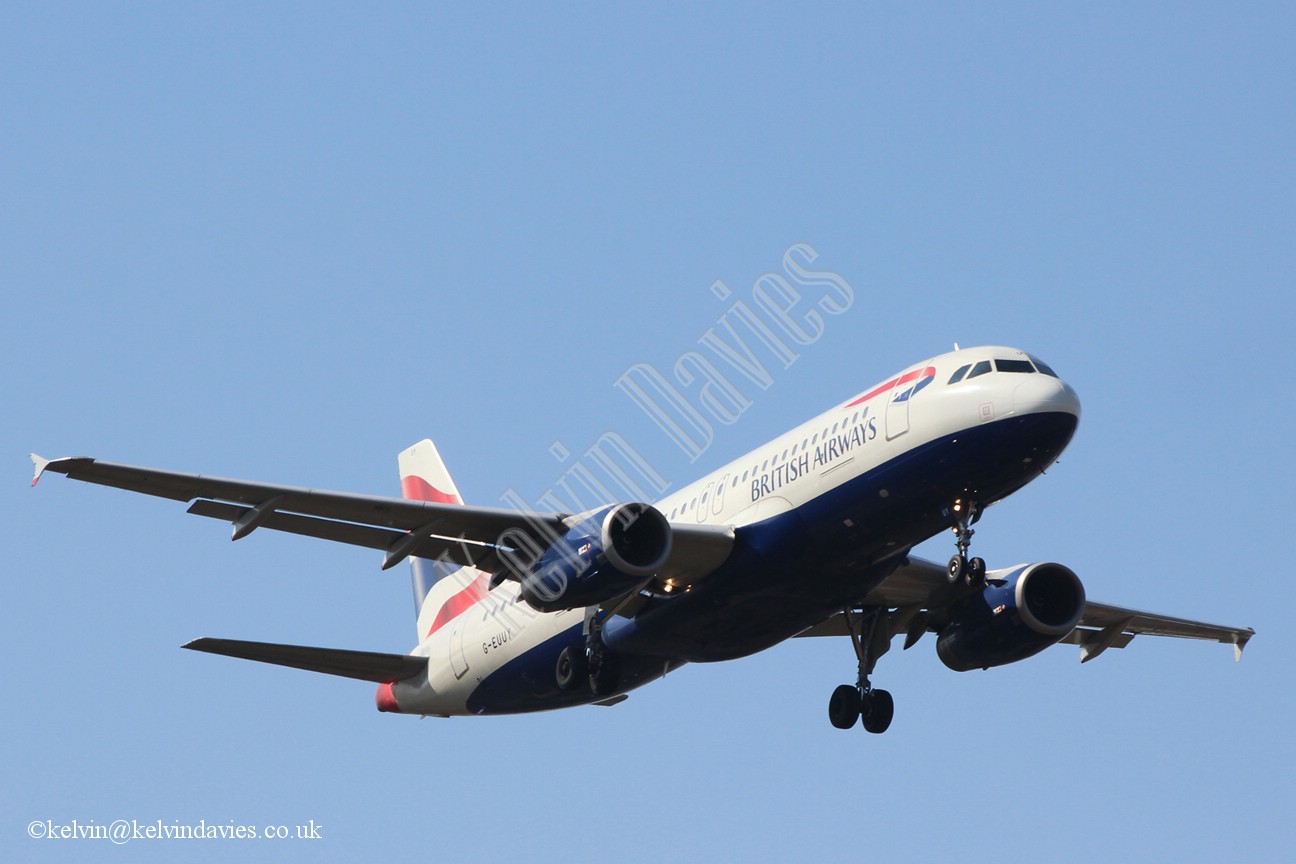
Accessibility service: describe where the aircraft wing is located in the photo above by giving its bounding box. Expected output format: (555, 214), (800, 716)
(799, 555), (1255, 662)
(31, 454), (569, 570)
(1060, 600), (1254, 662)
(30, 454), (736, 582)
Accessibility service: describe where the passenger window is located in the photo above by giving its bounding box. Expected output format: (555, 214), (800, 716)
(948, 364), (970, 384)
(967, 360), (993, 379)
(995, 359), (1035, 374)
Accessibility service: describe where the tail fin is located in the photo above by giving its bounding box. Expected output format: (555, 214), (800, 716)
(399, 440), (466, 624)
(399, 439), (464, 506)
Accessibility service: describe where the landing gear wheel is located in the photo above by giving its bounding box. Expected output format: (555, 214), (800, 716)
(828, 684), (862, 729)
(947, 500), (983, 584)
(947, 554), (966, 584)
(861, 689), (894, 734)
(829, 608), (897, 733)
(555, 645), (587, 691)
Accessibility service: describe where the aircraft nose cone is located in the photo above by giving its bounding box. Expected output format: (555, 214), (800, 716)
(1013, 376), (1080, 418)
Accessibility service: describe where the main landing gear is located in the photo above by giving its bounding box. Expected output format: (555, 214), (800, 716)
(556, 610), (620, 696)
(827, 608), (895, 733)
(946, 499), (986, 586)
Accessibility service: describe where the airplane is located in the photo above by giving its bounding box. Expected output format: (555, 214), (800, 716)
(30, 345), (1254, 732)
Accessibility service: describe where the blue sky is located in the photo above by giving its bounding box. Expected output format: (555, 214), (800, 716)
(4, 3), (1292, 861)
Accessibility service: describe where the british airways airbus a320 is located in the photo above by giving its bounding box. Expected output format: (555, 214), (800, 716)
(32, 346), (1253, 732)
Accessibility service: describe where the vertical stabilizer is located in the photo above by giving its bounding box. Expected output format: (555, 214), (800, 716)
(398, 440), (467, 629)
(399, 439), (464, 506)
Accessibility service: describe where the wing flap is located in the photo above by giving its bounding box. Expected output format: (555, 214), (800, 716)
(183, 637), (428, 683)
(185, 500), (505, 569)
(187, 500), (402, 549)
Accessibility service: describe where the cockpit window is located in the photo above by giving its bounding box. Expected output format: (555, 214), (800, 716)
(966, 360), (992, 379)
(947, 364), (970, 384)
(1030, 356), (1059, 377)
(995, 359), (1035, 374)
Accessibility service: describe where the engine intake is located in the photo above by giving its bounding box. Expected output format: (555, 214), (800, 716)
(520, 503), (672, 612)
(936, 562), (1085, 671)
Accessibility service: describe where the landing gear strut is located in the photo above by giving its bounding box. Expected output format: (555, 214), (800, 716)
(827, 608), (895, 734)
(582, 609), (620, 696)
(946, 499), (986, 586)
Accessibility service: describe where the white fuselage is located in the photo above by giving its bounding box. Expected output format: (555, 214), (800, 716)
(386, 345), (1079, 716)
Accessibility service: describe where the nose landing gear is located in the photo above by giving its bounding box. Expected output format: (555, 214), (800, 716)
(827, 608), (895, 733)
(946, 499), (986, 586)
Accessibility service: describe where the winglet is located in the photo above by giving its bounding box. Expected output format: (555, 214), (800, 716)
(30, 453), (52, 487)
(1234, 630), (1254, 663)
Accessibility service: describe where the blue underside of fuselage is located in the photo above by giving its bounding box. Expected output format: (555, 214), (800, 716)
(465, 410), (1077, 715)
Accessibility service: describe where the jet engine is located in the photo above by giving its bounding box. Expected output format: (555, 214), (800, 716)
(520, 503), (672, 612)
(936, 562), (1085, 671)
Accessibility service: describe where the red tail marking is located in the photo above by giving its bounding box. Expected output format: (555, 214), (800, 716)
(426, 574), (490, 637)
(401, 475), (462, 505)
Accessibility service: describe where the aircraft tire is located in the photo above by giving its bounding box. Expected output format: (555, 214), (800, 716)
(555, 645), (586, 691)
(861, 689), (894, 734)
(947, 555), (965, 583)
(828, 684), (861, 729)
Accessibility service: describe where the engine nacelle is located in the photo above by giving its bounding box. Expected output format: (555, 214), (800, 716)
(936, 562), (1086, 672)
(520, 503), (672, 612)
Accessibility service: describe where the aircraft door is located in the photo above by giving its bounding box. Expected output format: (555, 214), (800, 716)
(885, 372), (912, 440)
(696, 481), (716, 523)
(449, 621), (470, 679)
(711, 474), (729, 517)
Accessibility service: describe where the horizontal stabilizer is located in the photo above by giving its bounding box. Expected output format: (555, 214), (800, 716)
(183, 637), (427, 683)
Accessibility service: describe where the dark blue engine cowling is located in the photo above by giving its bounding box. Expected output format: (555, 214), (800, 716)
(520, 503), (672, 613)
(936, 563), (1086, 672)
